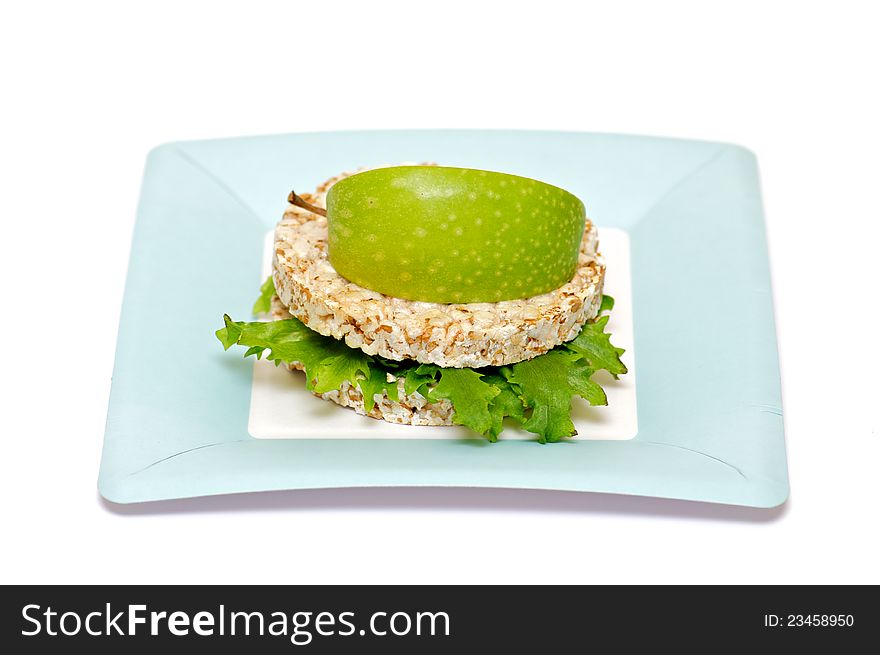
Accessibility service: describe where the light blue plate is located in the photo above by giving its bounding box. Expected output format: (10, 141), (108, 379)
(99, 130), (788, 507)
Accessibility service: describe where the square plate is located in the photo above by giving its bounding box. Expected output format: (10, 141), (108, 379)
(98, 130), (788, 507)
(248, 227), (638, 441)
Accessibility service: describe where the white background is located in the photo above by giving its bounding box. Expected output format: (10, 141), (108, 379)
(1, 1), (877, 584)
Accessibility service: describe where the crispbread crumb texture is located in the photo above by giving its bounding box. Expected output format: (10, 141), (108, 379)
(273, 168), (606, 368)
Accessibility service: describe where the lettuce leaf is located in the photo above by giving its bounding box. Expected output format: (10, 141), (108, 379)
(402, 363), (440, 396)
(482, 374), (527, 441)
(358, 366), (400, 413)
(252, 276), (276, 315)
(218, 284), (626, 442)
(505, 351), (606, 442)
(216, 314), (371, 393)
(427, 368), (500, 437)
(566, 315), (628, 378)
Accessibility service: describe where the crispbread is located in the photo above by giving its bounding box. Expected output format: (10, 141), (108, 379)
(272, 169), (606, 368)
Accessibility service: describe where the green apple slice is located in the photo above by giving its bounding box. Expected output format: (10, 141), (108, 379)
(324, 166), (586, 303)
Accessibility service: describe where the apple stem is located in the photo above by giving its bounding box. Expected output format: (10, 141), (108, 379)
(288, 190), (327, 217)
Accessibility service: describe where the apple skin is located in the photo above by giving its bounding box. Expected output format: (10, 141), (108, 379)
(325, 166), (586, 303)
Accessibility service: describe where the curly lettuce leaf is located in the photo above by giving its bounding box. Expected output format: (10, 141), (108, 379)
(309, 348), (373, 395)
(358, 366), (400, 413)
(566, 315), (628, 378)
(217, 315), (370, 393)
(218, 294), (626, 442)
(402, 363), (440, 396)
(482, 374), (527, 441)
(252, 276), (276, 315)
(505, 351), (607, 442)
(427, 368), (500, 438)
